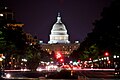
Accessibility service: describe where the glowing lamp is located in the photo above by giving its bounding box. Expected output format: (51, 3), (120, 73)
(105, 52), (109, 56)
(56, 52), (62, 59)
(108, 60), (111, 64)
(0, 14), (3, 16)
(60, 59), (64, 62)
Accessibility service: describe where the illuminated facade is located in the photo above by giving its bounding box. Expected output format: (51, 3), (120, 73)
(41, 42), (80, 56)
(41, 13), (80, 56)
(7, 23), (24, 30)
(0, 7), (24, 30)
(48, 13), (70, 44)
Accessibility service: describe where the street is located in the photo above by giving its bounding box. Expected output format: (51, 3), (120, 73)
(2, 69), (120, 80)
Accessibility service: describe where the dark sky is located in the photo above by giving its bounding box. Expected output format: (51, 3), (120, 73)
(7, 0), (113, 43)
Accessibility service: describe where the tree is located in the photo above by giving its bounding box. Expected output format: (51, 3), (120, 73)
(69, 50), (80, 61)
(50, 51), (56, 62)
(0, 14), (26, 69)
(92, 0), (120, 55)
(25, 44), (41, 71)
(0, 19), (7, 53)
(25, 44), (51, 71)
(77, 0), (120, 60)
(40, 50), (50, 62)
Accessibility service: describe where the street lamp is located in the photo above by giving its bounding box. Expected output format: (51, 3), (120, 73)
(113, 55), (120, 68)
(0, 14), (3, 16)
(113, 55), (117, 59)
(21, 59), (27, 70)
(0, 54), (5, 67)
(0, 54), (5, 77)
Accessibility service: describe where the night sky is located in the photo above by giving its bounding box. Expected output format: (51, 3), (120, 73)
(7, 0), (113, 43)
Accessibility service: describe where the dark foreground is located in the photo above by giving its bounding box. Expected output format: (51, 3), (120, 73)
(1, 70), (120, 80)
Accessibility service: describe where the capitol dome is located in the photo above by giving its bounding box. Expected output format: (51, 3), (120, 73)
(48, 13), (70, 44)
(52, 13), (67, 32)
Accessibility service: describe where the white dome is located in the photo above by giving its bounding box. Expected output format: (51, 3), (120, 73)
(52, 23), (66, 31)
(52, 14), (67, 31)
(48, 13), (70, 44)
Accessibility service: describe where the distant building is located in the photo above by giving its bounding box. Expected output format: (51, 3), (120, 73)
(6, 23), (24, 30)
(0, 7), (39, 45)
(0, 7), (14, 21)
(0, 7), (24, 30)
(41, 43), (80, 57)
(0, 6), (26, 69)
(25, 33), (38, 45)
(41, 13), (80, 56)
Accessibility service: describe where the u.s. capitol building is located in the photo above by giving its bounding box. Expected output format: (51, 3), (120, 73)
(40, 13), (80, 56)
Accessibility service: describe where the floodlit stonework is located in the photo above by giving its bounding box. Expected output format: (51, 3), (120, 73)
(41, 13), (80, 56)
(48, 13), (70, 44)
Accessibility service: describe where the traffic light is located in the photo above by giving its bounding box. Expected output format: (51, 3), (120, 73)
(89, 58), (92, 61)
(55, 52), (62, 59)
(105, 52), (109, 56)
(108, 60), (111, 64)
(55, 52), (64, 63)
(60, 58), (64, 62)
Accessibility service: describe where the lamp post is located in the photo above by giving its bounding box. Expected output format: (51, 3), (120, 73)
(114, 55), (120, 76)
(104, 52), (109, 68)
(113, 55), (120, 71)
(0, 54), (5, 77)
(0, 54), (5, 69)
